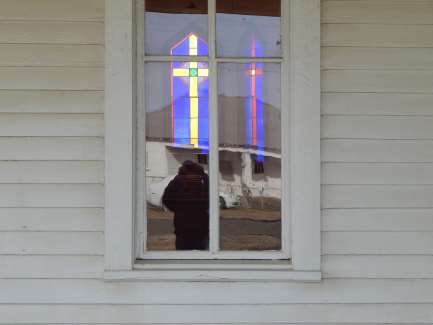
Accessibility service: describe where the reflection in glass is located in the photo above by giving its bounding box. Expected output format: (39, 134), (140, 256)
(171, 34), (209, 148)
(218, 62), (281, 251)
(145, 0), (208, 56)
(145, 58), (209, 250)
(216, 0), (281, 57)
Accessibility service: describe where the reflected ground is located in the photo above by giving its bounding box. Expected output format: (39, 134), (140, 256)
(147, 206), (281, 251)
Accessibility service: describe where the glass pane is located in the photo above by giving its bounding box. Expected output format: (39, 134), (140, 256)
(145, 61), (210, 251)
(216, 0), (281, 57)
(145, 0), (208, 56)
(218, 63), (281, 251)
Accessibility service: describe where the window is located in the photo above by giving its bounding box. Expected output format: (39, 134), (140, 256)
(141, 0), (284, 259)
(105, 0), (320, 281)
(253, 160), (264, 174)
(197, 153), (208, 165)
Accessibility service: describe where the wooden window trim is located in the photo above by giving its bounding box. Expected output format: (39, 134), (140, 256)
(104, 0), (321, 282)
(138, 0), (287, 261)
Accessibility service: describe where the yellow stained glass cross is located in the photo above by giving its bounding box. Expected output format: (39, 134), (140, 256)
(172, 34), (208, 148)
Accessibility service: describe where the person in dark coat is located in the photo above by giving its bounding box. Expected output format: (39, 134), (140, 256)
(162, 160), (209, 250)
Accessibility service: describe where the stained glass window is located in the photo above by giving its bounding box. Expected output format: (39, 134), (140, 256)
(245, 40), (264, 161)
(170, 34), (209, 149)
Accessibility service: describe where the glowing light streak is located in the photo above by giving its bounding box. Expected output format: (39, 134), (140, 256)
(246, 40), (264, 161)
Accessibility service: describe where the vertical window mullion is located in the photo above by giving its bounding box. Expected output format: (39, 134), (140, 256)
(281, 0), (291, 258)
(208, 0), (219, 255)
(136, 0), (147, 258)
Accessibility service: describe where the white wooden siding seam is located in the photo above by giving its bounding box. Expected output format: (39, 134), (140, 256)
(0, 21), (104, 45)
(322, 91), (433, 94)
(0, 253), (424, 257)
(0, 136), (104, 138)
(0, 160), (103, 162)
(0, 42), (103, 46)
(322, 184), (433, 186)
(2, 305), (433, 324)
(323, 45), (433, 49)
(0, 182), (104, 185)
(321, 22), (433, 26)
(0, 254), (103, 256)
(321, 114), (433, 117)
(322, 138), (433, 140)
(321, 23), (433, 26)
(2, 303), (433, 305)
(322, 207), (433, 210)
(0, 230), (103, 233)
(322, 230), (433, 233)
(0, 19), (104, 23)
(4, 277), (433, 281)
(321, 68), (433, 71)
(4, 230), (433, 234)
(0, 89), (104, 91)
(0, 65), (104, 68)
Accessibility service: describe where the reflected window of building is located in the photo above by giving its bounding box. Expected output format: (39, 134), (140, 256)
(253, 160), (264, 174)
(197, 153), (208, 165)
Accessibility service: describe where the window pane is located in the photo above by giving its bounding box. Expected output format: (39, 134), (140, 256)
(216, 0), (281, 57)
(218, 63), (281, 251)
(145, 0), (208, 56)
(145, 62), (210, 251)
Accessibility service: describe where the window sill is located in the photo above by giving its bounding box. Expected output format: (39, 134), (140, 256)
(104, 260), (321, 282)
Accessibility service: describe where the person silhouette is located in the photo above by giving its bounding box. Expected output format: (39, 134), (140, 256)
(162, 160), (209, 250)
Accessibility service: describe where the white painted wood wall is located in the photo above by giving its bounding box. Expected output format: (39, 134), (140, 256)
(0, 0), (432, 323)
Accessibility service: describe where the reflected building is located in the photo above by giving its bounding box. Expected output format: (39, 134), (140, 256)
(146, 34), (281, 209)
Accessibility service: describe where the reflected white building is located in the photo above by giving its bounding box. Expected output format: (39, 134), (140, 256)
(145, 14), (282, 208)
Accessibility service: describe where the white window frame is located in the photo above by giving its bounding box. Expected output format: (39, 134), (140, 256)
(138, 0), (287, 261)
(105, 0), (321, 282)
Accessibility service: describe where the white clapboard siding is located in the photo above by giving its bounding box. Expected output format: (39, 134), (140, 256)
(0, 44), (103, 67)
(0, 0), (430, 324)
(322, 47), (433, 70)
(3, 322), (431, 325)
(0, 21), (104, 44)
(323, 163), (433, 185)
(0, 184), (104, 208)
(322, 116), (433, 139)
(322, 70), (433, 93)
(0, 255), (103, 279)
(1, 304), (433, 324)
(322, 93), (433, 115)
(0, 232), (103, 255)
(322, 140), (433, 163)
(323, 255), (433, 279)
(323, 231), (433, 255)
(322, 0), (433, 24)
(0, 208), (104, 231)
(0, 90), (103, 113)
(322, 24), (433, 47)
(0, 68), (103, 90)
(0, 0), (103, 21)
(0, 114), (103, 137)
(0, 322), (421, 325)
(0, 322), (414, 325)
(323, 185), (433, 208)
(2, 279), (433, 304)
(322, 208), (433, 231)
(0, 161), (104, 184)
(0, 137), (104, 160)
